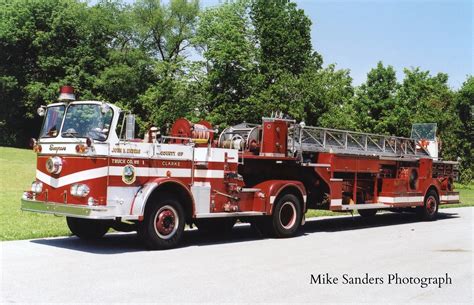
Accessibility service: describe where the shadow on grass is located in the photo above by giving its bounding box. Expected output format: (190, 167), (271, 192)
(30, 210), (460, 254)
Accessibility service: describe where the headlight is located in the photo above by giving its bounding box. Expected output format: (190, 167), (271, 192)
(46, 156), (62, 174)
(22, 191), (33, 200)
(31, 181), (43, 194)
(70, 184), (90, 197)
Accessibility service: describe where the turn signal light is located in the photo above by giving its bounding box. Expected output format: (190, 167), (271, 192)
(22, 191), (33, 200)
(33, 145), (42, 153)
(75, 144), (88, 153)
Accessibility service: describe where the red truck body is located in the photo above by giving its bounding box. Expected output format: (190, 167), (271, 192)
(21, 87), (460, 249)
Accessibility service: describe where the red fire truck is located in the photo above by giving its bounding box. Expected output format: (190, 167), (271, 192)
(21, 86), (460, 249)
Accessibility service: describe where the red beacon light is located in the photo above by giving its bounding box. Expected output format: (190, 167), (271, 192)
(58, 86), (76, 101)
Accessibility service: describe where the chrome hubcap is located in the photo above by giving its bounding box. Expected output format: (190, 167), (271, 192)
(154, 205), (179, 239)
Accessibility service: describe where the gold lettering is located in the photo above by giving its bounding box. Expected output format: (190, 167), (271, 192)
(49, 144), (66, 151)
(112, 147), (140, 154)
(159, 151), (176, 156)
(162, 161), (181, 167)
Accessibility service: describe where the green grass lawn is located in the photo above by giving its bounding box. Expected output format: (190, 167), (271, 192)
(0, 147), (70, 240)
(1, 146), (473, 240)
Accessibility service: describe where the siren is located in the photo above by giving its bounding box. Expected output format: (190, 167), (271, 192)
(58, 86), (76, 101)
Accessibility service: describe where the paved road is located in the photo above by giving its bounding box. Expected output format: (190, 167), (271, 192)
(1, 208), (473, 304)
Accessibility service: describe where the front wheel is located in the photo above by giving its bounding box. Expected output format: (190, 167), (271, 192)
(138, 195), (185, 250)
(270, 194), (303, 238)
(66, 217), (110, 239)
(417, 190), (439, 221)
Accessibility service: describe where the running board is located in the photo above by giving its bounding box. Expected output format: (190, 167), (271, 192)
(336, 203), (390, 211)
(195, 212), (266, 218)
(335, 202), (425, 211)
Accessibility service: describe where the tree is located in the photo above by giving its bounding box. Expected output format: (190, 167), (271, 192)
(247, 64), (354, 127)
(453, 76), (474, 182)
(395, 68), (459, 163)
(0, 0), (118, 146)
(137, 59), (206, 133)
(251, 0), (322, 76)
(129, 0), (201, 134)
(195, 0), (326, 127)
(194, 0), (261, 126)
(351, 61), (399, 134)
(133, 0), (199, 62)
(309, 65), (355, 130)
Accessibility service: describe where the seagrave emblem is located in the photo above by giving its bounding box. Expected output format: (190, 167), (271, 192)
(122, 164), (136, 184)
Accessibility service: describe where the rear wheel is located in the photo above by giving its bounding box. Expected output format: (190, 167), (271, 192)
(138, 194), (185, 250)
(66, 217), (110, 239)
(417, 190), (439, 221)
(269, 194), (303, 238)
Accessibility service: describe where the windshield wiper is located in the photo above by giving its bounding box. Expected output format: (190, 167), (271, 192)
(62, 130), (79, 140)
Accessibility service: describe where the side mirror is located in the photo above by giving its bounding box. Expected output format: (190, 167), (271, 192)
(125, 114), (135, 140)
(37, 106), (46, 117)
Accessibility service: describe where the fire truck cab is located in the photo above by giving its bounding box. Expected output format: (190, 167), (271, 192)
(21, 86), (460, 249)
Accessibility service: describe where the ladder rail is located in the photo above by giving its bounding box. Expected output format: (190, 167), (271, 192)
(290, 125), (430, 158)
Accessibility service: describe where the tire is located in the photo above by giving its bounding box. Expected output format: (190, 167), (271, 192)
(417, 190), (439, 221)
(66, 217), (110, 239)
(269, 193), (303, 238)
(138, 194), (185, 250)
(194, 218), (236, 234)
(358, 209), (377, 218)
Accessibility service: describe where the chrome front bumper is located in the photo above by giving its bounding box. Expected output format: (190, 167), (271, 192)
(21, 199), (118, 219)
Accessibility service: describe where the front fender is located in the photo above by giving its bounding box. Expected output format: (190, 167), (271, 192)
(130, 178), (193, 217)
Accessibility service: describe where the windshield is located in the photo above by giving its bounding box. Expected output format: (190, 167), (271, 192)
(40, 105), (65, 138)
(61, 104), (113, 141)
(411, 123), (437, 141)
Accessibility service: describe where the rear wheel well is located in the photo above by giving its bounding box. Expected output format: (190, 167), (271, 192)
(426, 185), (439, 201)
(145, 183), (193, 224)
(274, 185), (305, 213)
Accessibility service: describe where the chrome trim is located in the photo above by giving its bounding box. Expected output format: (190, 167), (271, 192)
(195, 212), (266, 218)
(338, 203), (391, 210)
(21, 199), (117, 219)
